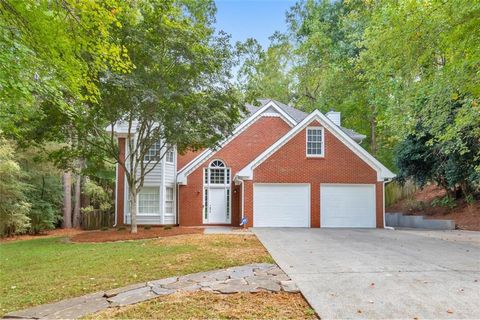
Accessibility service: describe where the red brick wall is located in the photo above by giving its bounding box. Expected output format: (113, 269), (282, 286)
(244, 120), (384, 228)
(179, 116), (292, 226)
(178, 149), (204, 171)
(116, 138), (126, 226)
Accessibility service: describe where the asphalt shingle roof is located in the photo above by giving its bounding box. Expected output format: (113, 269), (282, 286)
(243, 99), (366, 142)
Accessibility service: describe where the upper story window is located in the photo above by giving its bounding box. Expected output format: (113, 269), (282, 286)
(144, 141), (161, 162)
(166, 145), (175, 163)
(306, 127), (324, 157)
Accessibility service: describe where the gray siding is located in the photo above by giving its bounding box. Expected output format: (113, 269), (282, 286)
(123, 141), (177, 225)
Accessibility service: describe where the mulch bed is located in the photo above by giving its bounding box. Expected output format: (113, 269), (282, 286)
(0, 228), (85, 243)
(70, 227), (204, 243)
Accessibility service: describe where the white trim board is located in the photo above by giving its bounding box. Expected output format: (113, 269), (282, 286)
(236, 109), (396, 182)
(177, 100), (297, 185)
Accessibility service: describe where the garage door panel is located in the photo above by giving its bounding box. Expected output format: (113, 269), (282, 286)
(254, 184), (310, 227)
(321, 184), (376, 228)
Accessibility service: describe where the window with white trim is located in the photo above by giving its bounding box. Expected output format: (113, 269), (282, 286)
(144, 141), (161, 162)
(206, 160), (229, 185)
(138, 187), (160, 215)
(306, 127), (324, 157)
(166, 145), (175, 163)
(165, 186), (174, 214)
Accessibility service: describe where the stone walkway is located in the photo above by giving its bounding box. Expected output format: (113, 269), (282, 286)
(4, 263), (298, 319)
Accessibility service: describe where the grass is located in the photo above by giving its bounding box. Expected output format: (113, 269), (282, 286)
(0, 234), (273, 316)
(88, 291), (317, 319)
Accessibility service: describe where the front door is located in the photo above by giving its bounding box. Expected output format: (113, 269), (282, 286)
(208, 188), (228, 223)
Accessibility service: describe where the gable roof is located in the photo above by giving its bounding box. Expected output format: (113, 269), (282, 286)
(235, 109), (396, 182)
(177, 100), (296, 184)
(252, 99), (365, 142)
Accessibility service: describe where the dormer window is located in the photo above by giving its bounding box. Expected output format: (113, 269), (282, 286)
(306, 127), (324, 157)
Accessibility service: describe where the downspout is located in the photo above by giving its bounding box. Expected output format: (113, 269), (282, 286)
(383, 178), (394, 230)
(113, 162), (118, 227)
(176, 183), (180, 226)
(241, 180), (245, 221)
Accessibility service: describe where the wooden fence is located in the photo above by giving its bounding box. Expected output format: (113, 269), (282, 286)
(385, 180), (418, 207)
(81, 210), (114, 230)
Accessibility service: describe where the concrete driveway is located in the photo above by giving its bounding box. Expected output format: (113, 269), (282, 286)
(253, 228), (480, 319)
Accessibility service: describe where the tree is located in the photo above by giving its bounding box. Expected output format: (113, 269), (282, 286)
(236, 34), (293, 104)
(17, 145), (63, 234)
(358, 0), (480, 174)
(82, 0), (241, 233)
(0, 132), (30, 236)
(0, 0), (132, 228)
(235, 0), (390, 161)
(396, 95), (480, 197)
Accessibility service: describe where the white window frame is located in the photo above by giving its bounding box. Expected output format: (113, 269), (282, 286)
(165, 186), (174, 214)
(137, 186), (160, 216)
(165, 145), (175, 164)
(144, 141), (162, 162)
(306, 127), (325, 158)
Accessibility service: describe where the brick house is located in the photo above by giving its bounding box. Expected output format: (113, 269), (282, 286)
(114, 99), (395, 228)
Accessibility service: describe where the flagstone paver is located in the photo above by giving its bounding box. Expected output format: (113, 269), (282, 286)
(3, 263), (297, 319)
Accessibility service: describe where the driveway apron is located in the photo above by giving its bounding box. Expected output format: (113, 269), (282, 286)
(253, 228), (480, 319)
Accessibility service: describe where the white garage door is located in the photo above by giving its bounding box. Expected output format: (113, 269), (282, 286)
(321, 184), (376, 228)
(254, 184), (310, 227)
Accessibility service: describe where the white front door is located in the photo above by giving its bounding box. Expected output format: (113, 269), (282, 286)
(208, 188), (228, 223)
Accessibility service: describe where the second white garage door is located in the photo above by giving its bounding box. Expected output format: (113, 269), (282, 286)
(253, 184), (310, 227)
(320, 184), (376, 228)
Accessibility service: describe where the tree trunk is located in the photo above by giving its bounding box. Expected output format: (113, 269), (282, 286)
(72, 159), (84, 229)
(129, 188), (138, 233)
(63, 171), (72, 228)
(370, 106), (377, 156)
(72, 172), (82, 228)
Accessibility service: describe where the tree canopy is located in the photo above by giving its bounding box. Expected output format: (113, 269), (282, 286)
(235, 0), (479, 196)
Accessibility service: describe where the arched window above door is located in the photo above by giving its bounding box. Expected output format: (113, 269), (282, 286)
(204, 159), (230, 185)
(210, 160), (225, 168)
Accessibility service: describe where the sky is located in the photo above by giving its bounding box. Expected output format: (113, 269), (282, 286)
(214, 0), (296, 49)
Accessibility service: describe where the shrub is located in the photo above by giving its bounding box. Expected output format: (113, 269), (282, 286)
(431, 196), (457, 210)
(465, 194), (476, 206)
(82, 179), (112, 212)
(28, 201), (60, 234)
(16, 145), (63, 234)
(117, 227), (126, 231)
(0, 134), (31, 237)
(101, 227), (109, 231)
(143, 225), (152, 230)
(164, 225), (173, 230)
(404, 199), (427, 212)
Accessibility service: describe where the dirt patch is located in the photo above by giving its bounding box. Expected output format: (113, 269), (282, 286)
(89, 291), (317, 319)
(0, 228), (85, 243)
(70, 227), (204, 243)
(387, 184), (480, 231)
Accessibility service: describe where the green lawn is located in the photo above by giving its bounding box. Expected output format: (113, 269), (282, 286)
(0, 234), (273, 316)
